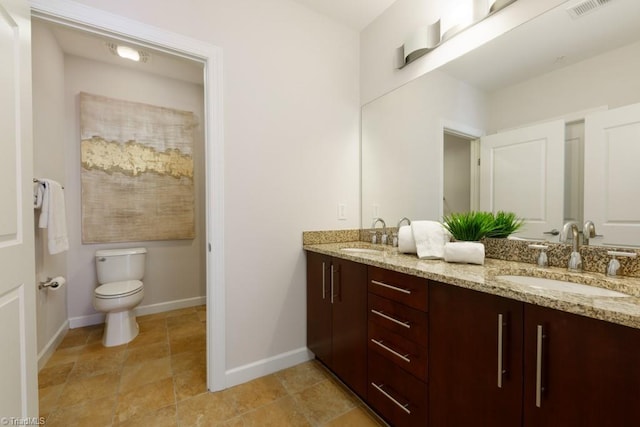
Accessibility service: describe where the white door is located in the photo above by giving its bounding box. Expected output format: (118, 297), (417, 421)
(480, 120), (565, 239)
(0, 0), (38, 417)
(585, 103), (640, 247)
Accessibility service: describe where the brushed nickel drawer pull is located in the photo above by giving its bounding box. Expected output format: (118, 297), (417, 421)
(371, 383), (411, 414)
(371, 280), (411, 295)
(322, 262), (326, 300)
(536, 325), (544, 408)
(497, 313), (504, 388)
(371, 339), (411, 363)
(371, 309), (411, 329)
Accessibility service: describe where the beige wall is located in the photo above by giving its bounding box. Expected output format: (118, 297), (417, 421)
(32, 22), (69, 361)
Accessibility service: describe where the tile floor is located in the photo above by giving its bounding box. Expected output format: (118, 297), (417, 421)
(38, 305), (385, 426)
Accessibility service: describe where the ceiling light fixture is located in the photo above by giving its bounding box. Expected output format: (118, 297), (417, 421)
(116, 45), (140, 61)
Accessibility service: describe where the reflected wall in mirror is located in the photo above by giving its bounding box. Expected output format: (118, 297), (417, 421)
(361, 0), (640, 246)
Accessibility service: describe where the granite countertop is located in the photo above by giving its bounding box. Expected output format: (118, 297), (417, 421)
(303, 241), (640, 330)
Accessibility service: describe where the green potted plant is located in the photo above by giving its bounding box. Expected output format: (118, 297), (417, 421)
(441, 211), (494, 264)
(486, 211), (524, 238)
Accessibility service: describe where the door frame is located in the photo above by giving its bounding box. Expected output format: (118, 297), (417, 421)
(29, 0), (226, 391)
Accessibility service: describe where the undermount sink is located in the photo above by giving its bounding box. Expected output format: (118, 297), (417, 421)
(496, 275), (629, 298)
(340, 247), (384, 255)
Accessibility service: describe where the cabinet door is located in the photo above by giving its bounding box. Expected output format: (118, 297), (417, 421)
(306, 252), (332, 366)
(524, 305), (640, 427)
(331, 257), (368, 398)
(429, 282), (523, 427)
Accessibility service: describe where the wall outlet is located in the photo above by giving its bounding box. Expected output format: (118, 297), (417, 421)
(338, 203), (347, 220)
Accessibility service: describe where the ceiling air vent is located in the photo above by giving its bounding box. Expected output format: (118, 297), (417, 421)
(566, 0), (613, 19)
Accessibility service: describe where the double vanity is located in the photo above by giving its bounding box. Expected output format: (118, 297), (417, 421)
(304, 236), (640, 427)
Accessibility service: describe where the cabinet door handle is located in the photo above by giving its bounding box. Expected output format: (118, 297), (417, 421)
(497, 313), (504, 388)
(371, 280), (411, 295)
(536, 324), (545, 408)
(330, 264), (335, 304)
(371, 339), (411, 363)
(371, 309), (411, 329)
(322, 262), (326, 300)
(371, 383), (411, 415)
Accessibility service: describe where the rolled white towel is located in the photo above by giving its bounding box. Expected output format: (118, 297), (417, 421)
(443, 241), (485, 265)
(398, 225), (417, 254)
(412, 220), (450, 260)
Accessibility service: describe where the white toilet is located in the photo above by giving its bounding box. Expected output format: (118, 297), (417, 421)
(93, 247), (147, 347)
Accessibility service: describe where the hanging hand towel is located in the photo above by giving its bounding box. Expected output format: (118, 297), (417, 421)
(34, 182), (44, 208)
(398, 225), (417, 254)
(39, 179), (69, 254)
(443, 241), (485, 265)
(411, 220), (451, 259)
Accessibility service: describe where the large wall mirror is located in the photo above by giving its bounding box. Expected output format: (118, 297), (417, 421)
(362, 0), (640, 247)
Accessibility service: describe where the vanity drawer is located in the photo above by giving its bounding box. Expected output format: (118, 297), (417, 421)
(368, 352), (428, 427)
(368, 293), (428, 344)
(368, 267), (428, 312)
(368, 321), (428, 381)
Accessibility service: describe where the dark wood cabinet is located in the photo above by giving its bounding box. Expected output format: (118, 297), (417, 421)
(306, 252), (368, 398)
(429, 281), (524, 427)
(367, 267), (429, 426)
(523, 304), (640, 427)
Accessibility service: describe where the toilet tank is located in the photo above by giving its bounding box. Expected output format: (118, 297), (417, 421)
(95, 247), (147, 284)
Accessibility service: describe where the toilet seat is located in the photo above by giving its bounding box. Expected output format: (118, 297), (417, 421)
(95, 280), (143, 299)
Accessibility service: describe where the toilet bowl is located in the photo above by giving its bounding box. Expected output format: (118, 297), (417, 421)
(93, 247), (147, 347)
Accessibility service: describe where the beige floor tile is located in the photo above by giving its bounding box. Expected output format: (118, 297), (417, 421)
(171, 349), (206, 374)
(44, 345), (85, 368)
(170, 331), (206, 355)
(126, 327), (168, 349)
(276, 360), (331, 394)
(197, 310), (207, 322)
(137, 311), (169, 322)
(58, 371), (120, 407)
(38, 383), (64, 418)
(38, 361), (74, 389)
(165, 307), (198, 318)
(174, 365), (208, 402)
(177, 392), (241, 427)
(115, 377), (176, 423)
(87, 328), (105, 344)
(68, 352), (124, 380)
(57, 328), (91, 349)
(124, 341), (170, 367)
(46, 396), (116, 427)
(240, 396), (311, 427)
(293, 378), (358, 426)
(138, 317), (168, 333)
(168, 321), (206, 340)
(324, 406), (385, 427)
(196, 305), (206, 312)
(120, 356), (173, 393)
(77, 341), (127, 361)
(224, 374), (288, 414)
(115, 404), (178, 427)
(166, 312), (200, 327)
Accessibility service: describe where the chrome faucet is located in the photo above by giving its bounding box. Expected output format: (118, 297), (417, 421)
(371, 218), (387, 245)
(560, 221), (582, 272)
(583, 220), (597, 246)
(606, 251), (638, 277)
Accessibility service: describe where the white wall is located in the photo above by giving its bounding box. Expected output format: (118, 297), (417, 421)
(69, 0), (361, 372)
(487, 40), (640, 131)
(360, 0), (566, 105)
(32, 22), (69, 364)
(362, 70), (486, 224)
(62, 55), (206, 321)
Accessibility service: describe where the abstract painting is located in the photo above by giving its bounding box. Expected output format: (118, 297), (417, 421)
(80, 92), (197, 243)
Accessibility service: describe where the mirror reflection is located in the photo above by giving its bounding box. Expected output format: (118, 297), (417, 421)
(361, 0), (640, 247)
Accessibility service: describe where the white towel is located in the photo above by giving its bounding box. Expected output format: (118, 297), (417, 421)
(443, 242), (485, 265)
(398, 225), (417, 254)
(38, 179), (69, 255)
(34, 182), (44, 208)
(411, 220), (451, 259)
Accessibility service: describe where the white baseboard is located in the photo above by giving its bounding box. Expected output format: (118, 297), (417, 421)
(225, 347), (313, 388)
(37, 320), (69, 371)
(68, 296), (206, 329)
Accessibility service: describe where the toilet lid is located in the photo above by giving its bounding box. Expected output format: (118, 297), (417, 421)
(95, 280), (143, 299)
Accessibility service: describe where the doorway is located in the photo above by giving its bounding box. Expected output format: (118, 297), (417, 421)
(443, 130), (479, 216)
(31, 2), (225, 391)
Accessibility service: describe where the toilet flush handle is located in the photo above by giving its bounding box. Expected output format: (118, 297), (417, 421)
(97, 257), (106, 262)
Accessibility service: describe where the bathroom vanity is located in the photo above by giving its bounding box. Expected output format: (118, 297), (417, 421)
(305, 242), (640, 427)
